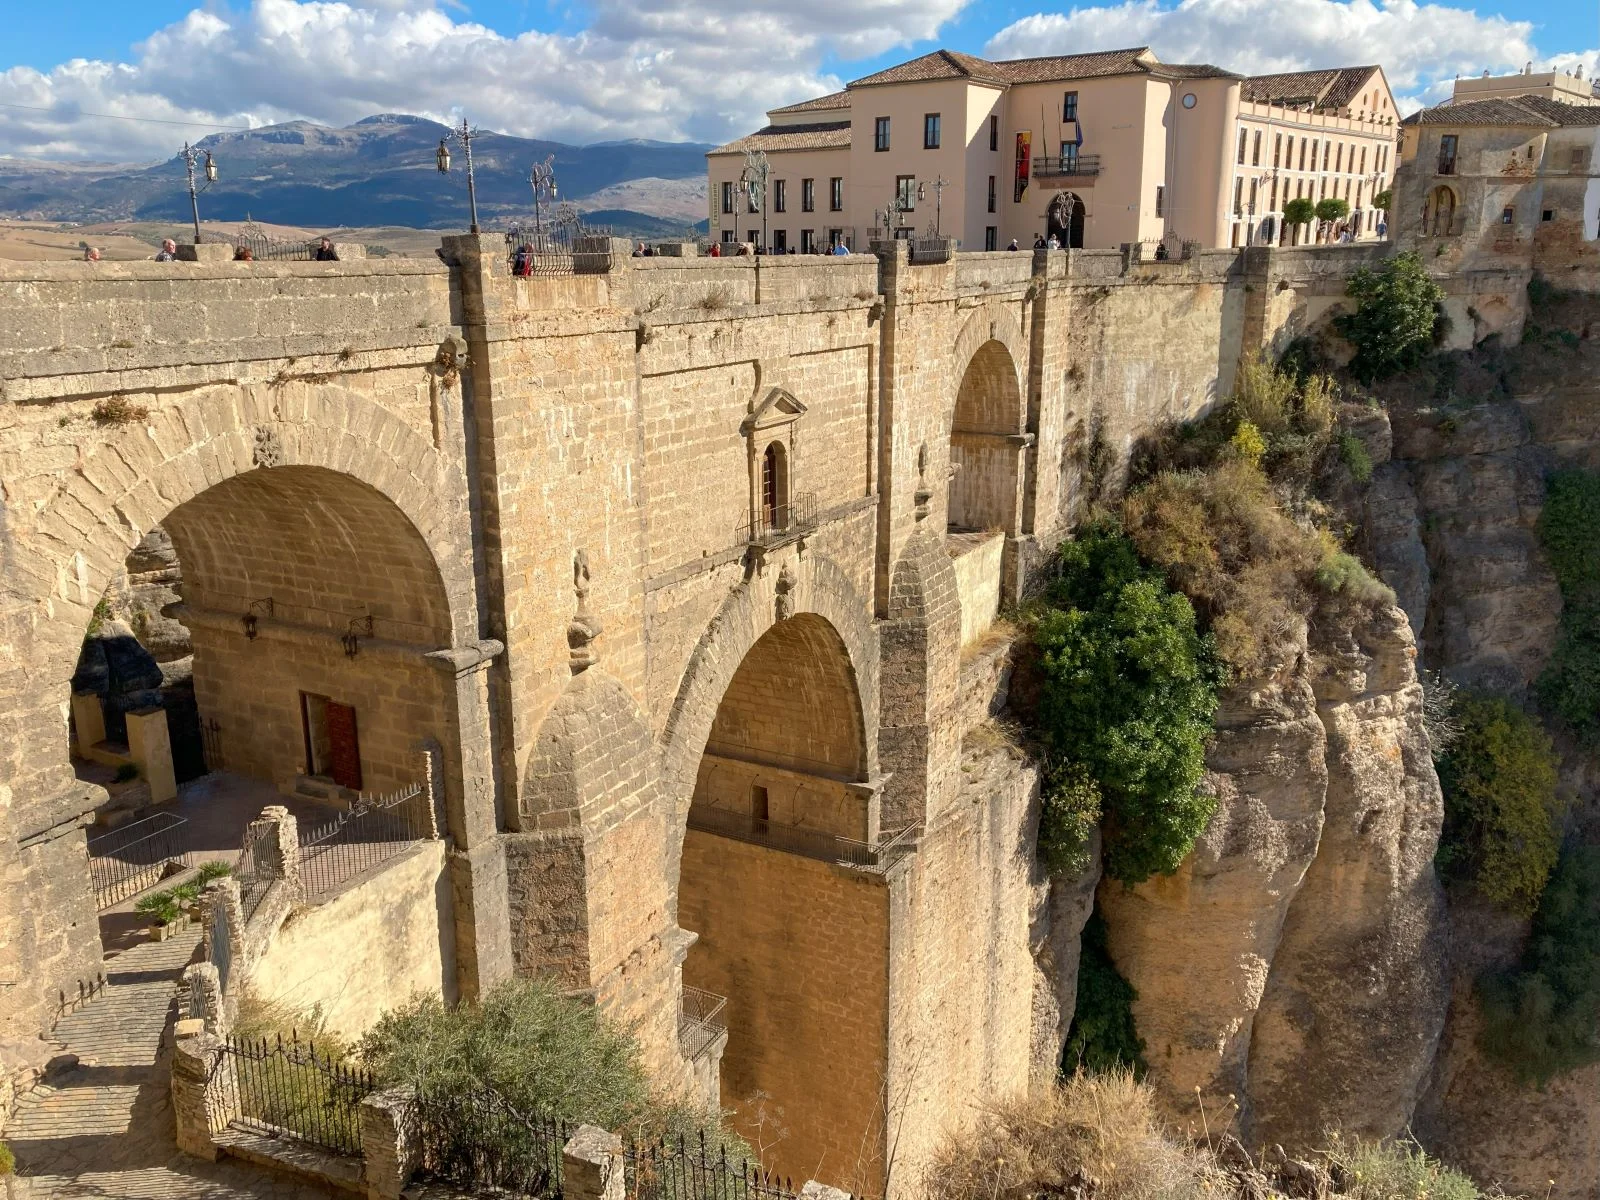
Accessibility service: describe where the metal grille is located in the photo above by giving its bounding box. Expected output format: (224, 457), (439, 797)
(297, 783), (428, 901)
(233, 823), (275, 925)
(624, 1133), (799, 1200)
(201, 718), (224, 772)
(1032, 154), (1102, 177)
(412, 1085), (568, 1197)
(86, 813), (189, 910)
(211, 1033), (375, 1155)
(910, 235), (956, 265)
(505, 225), (614, 276)
(736, 491), (818, 547)
(229, 233), (320, 261)
(678, 986), (727, 1063)
(685, 805), (917, 874)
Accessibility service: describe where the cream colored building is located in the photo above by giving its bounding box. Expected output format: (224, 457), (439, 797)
(1451, 65), (1599, 107)
(708, 49), (1400, 253)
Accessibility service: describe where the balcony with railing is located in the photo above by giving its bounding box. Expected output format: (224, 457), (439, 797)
(1033, 154), (1101, 179)
(679, 985), (728, 1063)
(737, 491), (818, 548)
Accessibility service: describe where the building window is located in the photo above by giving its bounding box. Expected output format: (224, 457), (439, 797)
(773, 179), (786, 213)
(987, 175), (997, 213)
(1501, 207), (1515, 224)
(896, 175), (916, 210)
(1252, 130), (1262, 165)
(1274, 133), (1282, 167)
(761, 441), (789, 532)
(985, 226), (997, 250)
(802, 178), (815, 212)
(1335, 143), (1344, 173)
(874, 117), (891, 152)
(924, 113), (941, 149)
(1359, 146), (1367, 174)
(721, 181), (734, 214)
(829, 178), (843, 211)
(1438, 135), (1457, 175)
(773, 229), (787, 252)
(828, 228), (845, 250)
(1233, 176), (1244, 215)
(1063, 91), (1079, 121)
(1572, 148), (1592, 171)
(1543, 209), (1556, 222)
(721, 229), (737, 244)
(1155, 185), (1165, 217)
(989, 115), (999, 151)
(1380, 146), (1388, 172)
(1238, 128), (1248, 164)
(800, 229), (815, 253)
(751, 784), (769, 825)
(1248, 178), (1258, 210)
(1323, 141), (1332, 170)
(1270, 177), (1278, 210)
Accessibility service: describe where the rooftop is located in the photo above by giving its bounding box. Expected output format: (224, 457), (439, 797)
(1403, 95), (1600, 128)
(769, 90), (851, 116)
(1241, 65), (1381, 111)
(846, 45), (1233, 89)
(708, 121), (853, 156)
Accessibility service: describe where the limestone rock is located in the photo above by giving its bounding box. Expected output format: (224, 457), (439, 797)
(1030, 827), (1102, 1089)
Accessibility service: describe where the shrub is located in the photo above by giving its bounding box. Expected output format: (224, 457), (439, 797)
(1536, 470), (1600, 735)
(112, 762), (139, 783)
(1064, 913), (1147, 1077)
(360, 977), (744, 1157)
(1030, 523), (1221, 883)
(1321, 1132), (1482, 1200)
(1338, 432), (1373, 485)
(1315, 196), (1351, 226)
(1436, 695), (1563, 916)
(1228, 420), (1267, 469)
(91, 396), (150, 426)
(1478, 845), (1600, 1084)
(1282, 197), (1316, 230)
(0, 1142), (12, 1176)
(1336, 252), (1447, 383)
(196, 860), (233, 883)
(134, 889), (180, 925)
(1038, 762), (1101, 877)
(1313, 547), (1395, 609)
(1372, 188), (1394, 213)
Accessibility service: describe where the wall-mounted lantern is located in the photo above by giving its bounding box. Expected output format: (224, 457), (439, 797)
(342, 614), (374, 659)
(241, 597), (274, 640)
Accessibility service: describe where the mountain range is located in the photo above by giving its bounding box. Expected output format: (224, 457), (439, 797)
(0, 114), (713, 234)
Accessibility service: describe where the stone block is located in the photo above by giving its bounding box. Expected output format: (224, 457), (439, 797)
(70, 692), (105, 756)
(359, 1086), (418, 1200)
(562, 1125), (624, 1200)
(125, 707), (177, 804)
(177, 244), (235, 263)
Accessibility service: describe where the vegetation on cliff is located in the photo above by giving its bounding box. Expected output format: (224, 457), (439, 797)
(1064, 912), (1148, 1076)
(1536, 469), (1600, 738)
(1479, 845), (1600, 1085)
(1335, 251), (1447, 383)
(1436, 694), (1565, 917)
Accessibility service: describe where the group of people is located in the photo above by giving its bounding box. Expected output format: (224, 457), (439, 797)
(83, 236), (340, 263)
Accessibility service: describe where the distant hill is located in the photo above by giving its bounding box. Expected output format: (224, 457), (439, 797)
(0, 114), (712, 235)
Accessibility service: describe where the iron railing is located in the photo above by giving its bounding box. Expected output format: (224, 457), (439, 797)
(737, 492), (818, 547)
(678, 986), (727, 1063)
(229, 233), (325, 261)
(625, 1133), (799, 1200)
(412, 1085), (569, 1197)
(210, 1032), (375, 1155)
(201, 718), (224, 772)
(298, 782), (429, 901)
(87, 812), (189, 910)
(685, 805), (918, 874)
(505, 225), (614, 276)
(1033, 154), (1101, 177)
(910, 235), (956, 264)
(233, 822), (275, 925)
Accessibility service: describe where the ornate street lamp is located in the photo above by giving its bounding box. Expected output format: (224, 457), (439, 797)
(530, 156), (558, 235)
(437, 116), (485, 234)
(181, 143), (219, 245)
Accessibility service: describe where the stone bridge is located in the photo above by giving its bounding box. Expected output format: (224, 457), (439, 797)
(0, 235), (1389, 1195)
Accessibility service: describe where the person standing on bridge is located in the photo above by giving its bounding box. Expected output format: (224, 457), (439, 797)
(154, 239), (178, 261)
(315, 237), (339, 261)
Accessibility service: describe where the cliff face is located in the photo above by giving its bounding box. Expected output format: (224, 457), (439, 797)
(1100, 602), (1449, 1149)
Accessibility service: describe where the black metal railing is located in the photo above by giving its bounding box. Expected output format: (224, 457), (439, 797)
(737, 492), (818, 546)
(87, 813), (189, 910)
(625, 1133), (799, 1200)
(678, 986), (727, 1063)
(210, 1032), (375, 1155)
(298, 782), (429, 901)
(1033, 154), (1101, 177)
(505, 225), (614, 276)
(412, 1085), (569, 1197)
(685, 805), (917, 874)
(910, 235), (956, 264)
(233, 822), (275, 925)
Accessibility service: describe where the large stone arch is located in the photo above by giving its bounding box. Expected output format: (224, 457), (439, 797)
(947, 311), (1030, 542)
(950, 304), (1028, 435)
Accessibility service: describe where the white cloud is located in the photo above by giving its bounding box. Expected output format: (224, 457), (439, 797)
(985, 0), (1597, 109)
(0, 0), (969, 161)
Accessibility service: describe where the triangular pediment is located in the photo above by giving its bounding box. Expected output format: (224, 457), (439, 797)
(741, 387), (807, 435)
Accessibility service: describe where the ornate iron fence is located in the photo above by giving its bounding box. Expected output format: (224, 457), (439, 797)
(910, 235), (956, 264)
(210, 1032), (375, 1155)
(685, 805), (917, 874)
(86, 813), (189, 910)
(625, 1133), (799, 1200)
(412, 1086), (569, 1197)
(297, 782), (430, 901)
(736, 492), (818, 546)
(505, 224), (614, 276)
(678, 986), (727, 1063)
(233, 822), (275, 924)
(1032, 154), (1101, 177)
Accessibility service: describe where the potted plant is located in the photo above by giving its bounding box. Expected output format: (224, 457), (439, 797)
(135, 889), (182, 940)
(176, 862), (232, 920)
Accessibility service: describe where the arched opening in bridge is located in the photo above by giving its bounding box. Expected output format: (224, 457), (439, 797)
(69, 465), (457, 930)
(1426, 185), (1457, 237)
(1047, 192), (1086, 248)
(677, 612), (889, 1195)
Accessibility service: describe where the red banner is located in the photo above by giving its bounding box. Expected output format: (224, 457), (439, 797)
(1014, 131), (1032, 204)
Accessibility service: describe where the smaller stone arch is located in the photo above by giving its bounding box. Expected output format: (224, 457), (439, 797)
(1425, 184), (1458, 237)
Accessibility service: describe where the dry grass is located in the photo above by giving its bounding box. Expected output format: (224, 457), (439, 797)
(926, 1071), (1227, 1200)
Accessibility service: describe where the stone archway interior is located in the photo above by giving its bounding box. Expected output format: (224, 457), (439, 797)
(1048, 192), (1086, 248)
(677, 612), (889, 1195)
(948, 339), (1025, 535)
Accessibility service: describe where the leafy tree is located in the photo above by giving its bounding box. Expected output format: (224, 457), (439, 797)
(1435, 694), (1564, 916)
(1536, 470), (1600, 736)
(1315, 196), (1351, 225)
(1063, 912), (1147, 1076)
(1032, 522), (1222, 883)
(1478, 846), (1600, 1084)
(1372, 188), (1394, 212)
(1282, 197), (1316, 230)
(1335, 251), (1446, 382)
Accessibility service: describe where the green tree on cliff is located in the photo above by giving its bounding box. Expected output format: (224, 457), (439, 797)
(1335, 251), (1445, 382)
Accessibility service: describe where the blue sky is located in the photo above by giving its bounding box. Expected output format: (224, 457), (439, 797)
(1, 0), (1596, 159)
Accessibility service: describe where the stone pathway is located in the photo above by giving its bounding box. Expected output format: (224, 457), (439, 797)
(6, 931), (335, 1200)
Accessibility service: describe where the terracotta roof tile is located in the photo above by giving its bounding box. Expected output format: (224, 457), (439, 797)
(1403, 97), (1560, 127)
(989, 47), (1157, 83)
(1243, 66), (1379, 110)
(769, 91), (850, 116)
(849, 50), (1009, 88)
(707, 121), (852, 155)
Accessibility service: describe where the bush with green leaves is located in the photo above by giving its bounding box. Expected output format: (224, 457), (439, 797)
(1338, 432), (1373, 485)
(1030, 522), (1221, 883)
(1063, 912), (1146, 1077)
(1321, 1132), (1481, 1200)
(1037, 762), (1102, 877)
(1315, 196), (1351, 226)
(359, 977), (746, 1158)
(1335, 251), (1446, 382)
(1536, 469), (1600, 736)
(1435, 694), (1564, 916)
(1478, 845), (1600, 1084)
(1282, 197), (1316, 230)
(1372, 188), (1394, 213)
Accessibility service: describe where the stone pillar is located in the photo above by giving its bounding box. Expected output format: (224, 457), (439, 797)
(125, 707), (177, 803)
(181, 962), (224, 1034)
(171, 1020), (232, 1161)
(248, 805), (300, 896)
(70, 692), (106, 756)
(359, 1086), (418, 1200)
(562, 1125), (625, 1200)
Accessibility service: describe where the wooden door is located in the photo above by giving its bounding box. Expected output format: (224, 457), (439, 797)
(326, 702), (362, 791)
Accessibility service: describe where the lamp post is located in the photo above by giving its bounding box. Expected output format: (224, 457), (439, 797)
(436, 116), (484, 235)
(918, 176), (950, 235)
(740, 150), (770, 252)
(180, 142), (218, 245)
(530, 155), (558, 235)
